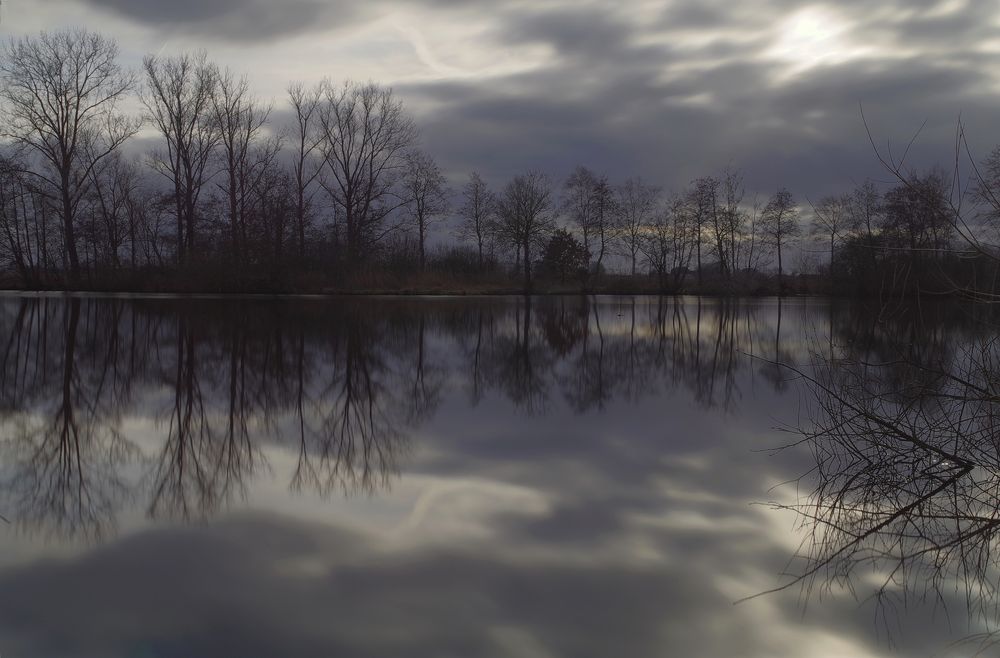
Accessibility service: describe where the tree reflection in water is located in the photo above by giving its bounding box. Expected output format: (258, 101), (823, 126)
(760, 301), (1000, 651)
(0, 299), (141, 539)
(0, 295), (799, 540)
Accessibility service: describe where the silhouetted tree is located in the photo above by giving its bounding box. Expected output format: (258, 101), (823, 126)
(0, 157), (54, 281)
(142, 52), (219, 263)
(84, 151), (140, 269)
(562, 165), (601, 266)
(811, 194), (850, 269)
(495, 171), (556, 290)
(717, 168), (748, 276)
(286, 82), (323, 261)
(590, 176), (614, 273)
(642, 195), (695, 291)
(881, 170), (953, 253)
(541, 228), (588, 283)
(688, 176), (719, 283)
(211, 67), (280, 266)
(455, 171), (496, 270)
(0, 29), (137, 278)
(614, 177), (659, 276)
(401, 149), (449, 271)
(316, 81), (416, 267)
(761, 188), (799, 289)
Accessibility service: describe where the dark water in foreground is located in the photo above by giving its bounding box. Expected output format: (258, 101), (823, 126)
(0, 294), (994, 657)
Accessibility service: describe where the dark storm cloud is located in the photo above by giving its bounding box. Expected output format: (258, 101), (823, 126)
(75, 0), (497, 41)
(79, 0), (366, 40)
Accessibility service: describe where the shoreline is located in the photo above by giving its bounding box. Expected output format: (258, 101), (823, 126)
(0, 286), (946, 301)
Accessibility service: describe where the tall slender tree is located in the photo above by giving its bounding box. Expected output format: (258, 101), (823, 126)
(142, 52), (219, 263)
(456, 171), (496, 270)
(211, 67), (279, 265)
(287, 82), (323, 261)
(811, 195), (850, 269)
(762, 188), (800, 289)
(401, 150), (449, 271)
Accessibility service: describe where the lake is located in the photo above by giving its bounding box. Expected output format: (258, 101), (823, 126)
(0, 294), (994, 658)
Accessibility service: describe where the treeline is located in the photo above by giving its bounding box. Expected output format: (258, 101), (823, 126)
(0, 28), (996, 295)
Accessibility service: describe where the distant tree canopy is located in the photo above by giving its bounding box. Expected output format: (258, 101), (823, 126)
(0, 28), (996, 296)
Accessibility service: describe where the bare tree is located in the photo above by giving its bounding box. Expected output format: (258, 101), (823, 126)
(811, 194), (850, 269)
(881, 169), (953, 253)
(590, 175), (614, 273)
(743, 194), (765, 272)
(142, 52), (219, 264)
(123, 185), (169, 269)
(614, 177), (660, 276)
(316, 81), (417, 267)
(761, 187), (800, 289)
(562, 166), (599, 260)
(495, 171), (556, 290)
(847, 180), (882, 242)
(211, 67), (280, 265)
(400, 149), (449, 271)
(0, 156), (54, 281)
(642, 193), (697, 290)
(286, 82), (323, 261)
(688, 176), (718, 284)
(717, 168), (747, 275)
(455, 171), (496, 269)
(641, 201), (674, 291)
(85, 151), (140, 269)
(0, 29), (137, 278)
(254, 165), (296, 267)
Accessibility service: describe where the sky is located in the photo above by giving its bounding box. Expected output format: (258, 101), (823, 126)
(7, 0), (1000, 204)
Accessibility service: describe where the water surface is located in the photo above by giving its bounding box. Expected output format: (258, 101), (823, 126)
(0, 294), (992, 657)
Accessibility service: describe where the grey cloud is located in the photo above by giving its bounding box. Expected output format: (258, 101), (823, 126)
(78, 0), (368, 41)
(391, 0), (1000, 201)
(74, 0), (515, 41)
(72, 0), (1000, 206)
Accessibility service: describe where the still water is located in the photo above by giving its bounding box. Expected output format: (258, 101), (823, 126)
(0, 294), (994, 657)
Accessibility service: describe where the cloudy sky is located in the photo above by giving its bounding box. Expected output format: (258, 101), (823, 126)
(8, 0), (1000, 200)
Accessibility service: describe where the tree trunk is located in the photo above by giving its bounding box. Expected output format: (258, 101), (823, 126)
(418, 218), (426, 271)
(523, 237), (531, 291)
(60, 180), (81, 279)
(777, 241), (784, 292)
